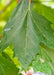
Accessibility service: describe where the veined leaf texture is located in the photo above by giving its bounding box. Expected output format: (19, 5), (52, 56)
(0, 0), (54, 70)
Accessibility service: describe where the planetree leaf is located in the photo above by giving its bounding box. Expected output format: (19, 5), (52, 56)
(0, 0), (54, 70)
(32, 55), (51, 74)
(33, 2), (54, 23)
(33, 3), (54, 73)
(40, 43), (54, 72)
(0, 55), (18, 75)
(33, 2), (54, 30)
(32, 43), (54, 74)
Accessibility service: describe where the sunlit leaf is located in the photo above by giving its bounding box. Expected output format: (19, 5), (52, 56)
(33, 3), (54, 23)
(0, 55), (18, 75)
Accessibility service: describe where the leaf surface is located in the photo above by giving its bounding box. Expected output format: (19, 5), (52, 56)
(33, 3), (54, 23)
(0, 55), (18, 75)
(40, 43), (54, 72)
(0, 0), (54, 69)
(32, 55), (51, 74)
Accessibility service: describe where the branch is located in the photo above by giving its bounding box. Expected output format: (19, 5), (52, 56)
(0, 35), (2, 40)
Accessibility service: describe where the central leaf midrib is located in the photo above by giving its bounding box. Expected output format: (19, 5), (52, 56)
(25, 10), (29, 56)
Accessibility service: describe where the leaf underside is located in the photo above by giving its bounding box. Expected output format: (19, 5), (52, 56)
(0, 0), (54, 70)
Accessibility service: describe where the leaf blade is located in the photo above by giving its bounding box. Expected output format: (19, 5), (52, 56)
(0, 0), (54, 70)
(0, 55), (18, 75)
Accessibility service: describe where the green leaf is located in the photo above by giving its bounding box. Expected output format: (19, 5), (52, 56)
(0, 55), (18, 75)
(32, 55), (51, 74)
(40, 43), (54, 72)
(0, 0), (54, 70)
(32, 43), (54, 74)
(33, 3), (54, 23)
(51, 69), (54, 75)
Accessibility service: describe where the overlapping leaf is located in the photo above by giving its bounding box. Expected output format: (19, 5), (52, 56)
(33, 3), (54, 72)
(32, 55), (51, 74)
(33, 2), (54, 30)
(0, 0), (54, 70)
(40, 43), (54, 74)
(0, 55), (18, 75)
(33, 3), (54, 23)
(32, 43), (54, 74)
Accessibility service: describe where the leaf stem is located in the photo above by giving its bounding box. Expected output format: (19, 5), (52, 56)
(28, 0), (30, 11)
